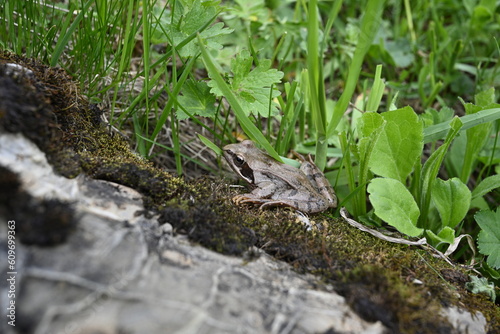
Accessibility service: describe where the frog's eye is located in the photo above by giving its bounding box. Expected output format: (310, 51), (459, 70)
(233, 154), (245, 167)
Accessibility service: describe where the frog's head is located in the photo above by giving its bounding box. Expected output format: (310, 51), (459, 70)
(222, 140), (257, 185)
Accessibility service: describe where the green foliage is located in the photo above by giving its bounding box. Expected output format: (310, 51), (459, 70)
(431, 178), (471, 229)
(459, 89), (496, 183)
(177, 80), (216, 120)
(475, 209), (500, 270)
(355, 111), (385, 216)
(356, 94), (500, 256)
(472, 175), (500, 200)
(466, 275), (496, 302)
(323, 0), (386, 166)
(151, 0), (232, 57)
(368, 178), (422, 237)
(425, 227), (456, 246)
(368, 107), (423, 183)
(198, 35), (281, 161)
(207, 49), (284, 117)
(418, 117), (463, 230)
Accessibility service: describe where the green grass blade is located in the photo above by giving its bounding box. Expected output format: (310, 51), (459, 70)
(424, 108), (500, 143)
(321, 0), (343, 54)
(365, 65), (385, 112)
(197, 34), (281, 162)
(146, 54), (198, 153)
(138, 0), (151, 154)
(50, 0), (93, 67)
(307, 0), (328, 169)
(419, 117), (463, 228)
(198, 134), (222, 156)
(327, 0), (386, 138)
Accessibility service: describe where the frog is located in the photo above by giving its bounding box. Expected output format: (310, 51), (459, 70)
(222, 140), (337, 213)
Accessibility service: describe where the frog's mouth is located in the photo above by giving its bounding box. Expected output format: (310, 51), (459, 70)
(223, 150), (255, 185)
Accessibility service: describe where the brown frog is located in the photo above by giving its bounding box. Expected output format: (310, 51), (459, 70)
(223, 140), (337, 213)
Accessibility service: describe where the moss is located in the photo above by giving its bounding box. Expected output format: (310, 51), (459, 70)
(1, 50), (498, 332)
(0, 50), (189, 205)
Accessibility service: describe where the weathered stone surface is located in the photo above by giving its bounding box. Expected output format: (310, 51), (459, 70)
(0, 133), (386, 334)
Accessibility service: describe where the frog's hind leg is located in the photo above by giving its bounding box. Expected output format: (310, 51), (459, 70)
(294, 153), (337, 208)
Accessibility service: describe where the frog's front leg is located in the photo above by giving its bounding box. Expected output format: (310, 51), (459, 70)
(232, 181), (276, 206)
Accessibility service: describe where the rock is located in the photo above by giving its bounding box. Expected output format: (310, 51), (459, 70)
(0, 133), (386, 334)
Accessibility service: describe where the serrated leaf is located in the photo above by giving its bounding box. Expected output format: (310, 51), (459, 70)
(368, 178), (423, 237)
(208, 49), (283, 117)
(368, 106), (423, 183)
(432, 178), (471, 229)
(198, 35), (281, 162)
(177, 80), (216, 120)
(466, 275), (496, 302)
(475, 209), (500, 269)
(153, 0), (232, 57)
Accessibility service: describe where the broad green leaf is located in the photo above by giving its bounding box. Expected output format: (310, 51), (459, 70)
(426, 226), (456, 246)
(357, 111), (385, 138)
(445, 132), (466, 178)
(474, 87), (495, 107)
(368, 178), (423, 237)
(208, 49), (284, 117)
(472, 174), (500, 199)
(177, 80), (216, 120)
(481, 262), (500, 280)
(368, 107), (423, 183)
(431, 178), (471, 229)
(475, 209), (500, 269)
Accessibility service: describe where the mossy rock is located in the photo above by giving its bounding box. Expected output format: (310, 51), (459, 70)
(0, 50), (498, 333)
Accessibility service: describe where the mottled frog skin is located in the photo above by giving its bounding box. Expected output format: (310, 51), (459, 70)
(223, 140), (337, 213)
